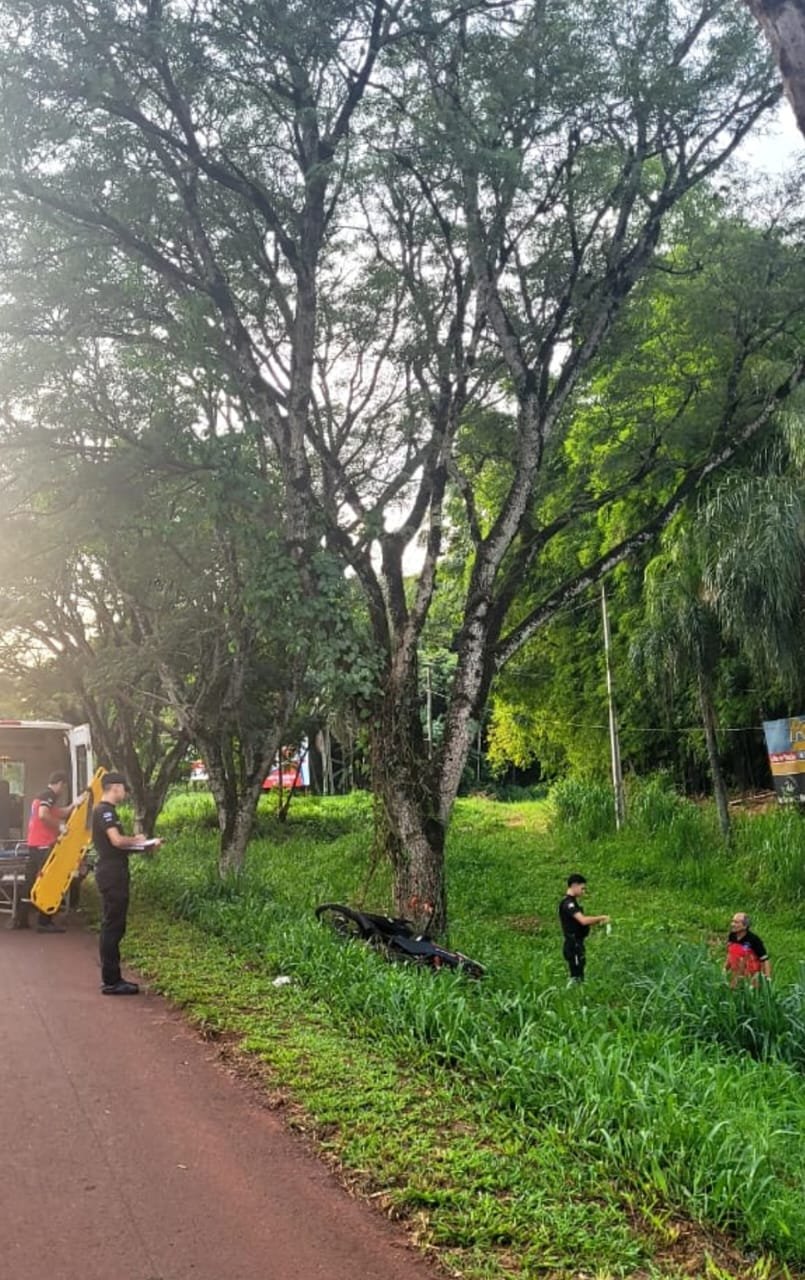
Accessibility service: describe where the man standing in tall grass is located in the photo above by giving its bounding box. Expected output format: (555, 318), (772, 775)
(725, 913), (771, 986)
(558, 874), (610, 984)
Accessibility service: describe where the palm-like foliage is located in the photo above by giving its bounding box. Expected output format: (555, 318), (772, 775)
(635, 433), (805, 834)
(636, 532), (731, 836)
(701, 457), (805, 689)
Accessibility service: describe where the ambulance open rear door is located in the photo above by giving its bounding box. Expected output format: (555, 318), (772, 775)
(68, 724), (94, 796)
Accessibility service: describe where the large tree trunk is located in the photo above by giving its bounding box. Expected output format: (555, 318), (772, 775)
(132, 794), (165, 838)
(201, 727), (283, 876)
(205, 749), (270, 877)
(129, 737), (189, 834)
(369, 551), (500, 936)
(217, 784), (267, 876)
(382, 778), (447, 936)
(697, 667), (731, 839)
(371, 661), (448, 936)
(746, 0), (805, 138)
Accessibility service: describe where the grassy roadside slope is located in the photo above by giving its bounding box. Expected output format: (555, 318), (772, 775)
(118, 793), (804, 1280)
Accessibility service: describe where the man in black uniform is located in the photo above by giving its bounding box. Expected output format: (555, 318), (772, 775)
(92, 771), (161, 995)
(558, 873), (610, 983)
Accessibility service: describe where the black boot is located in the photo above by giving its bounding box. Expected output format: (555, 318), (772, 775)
(37, 917), (66, 934)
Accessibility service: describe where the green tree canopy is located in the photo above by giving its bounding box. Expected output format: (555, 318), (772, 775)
(0, 0), (800, 926)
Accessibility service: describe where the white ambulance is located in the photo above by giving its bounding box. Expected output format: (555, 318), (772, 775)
(0, 720), (94, 842)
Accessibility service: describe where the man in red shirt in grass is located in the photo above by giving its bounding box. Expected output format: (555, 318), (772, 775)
(725, 912), (771, 986)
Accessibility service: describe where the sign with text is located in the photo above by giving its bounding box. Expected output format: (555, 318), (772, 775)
(762, 716), (805, 804)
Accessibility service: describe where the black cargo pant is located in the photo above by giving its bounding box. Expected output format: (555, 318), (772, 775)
(562, 935), (586, 981)
(96, 870), (130, 987)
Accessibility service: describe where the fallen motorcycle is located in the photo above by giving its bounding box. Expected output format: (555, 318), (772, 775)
(314, 903), (485, 978)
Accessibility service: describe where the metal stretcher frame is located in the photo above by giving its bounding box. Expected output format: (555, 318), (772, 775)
(0, 843), (29, 916)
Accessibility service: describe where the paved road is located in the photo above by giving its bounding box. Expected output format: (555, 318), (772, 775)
(1, 924), (436, 1280)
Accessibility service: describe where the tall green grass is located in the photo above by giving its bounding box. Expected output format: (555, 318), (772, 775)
(629, 945), (805, 1069)
(156, 787), (374, 840)
(549, 773), (805, 904)
(548, 775), (616, 840)
(133, 791), (805, 1263)
(731, 807), (805, 901)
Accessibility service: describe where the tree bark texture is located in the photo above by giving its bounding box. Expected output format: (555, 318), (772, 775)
(216, 787), (267, 877)
(697, 667), (731, 839)
(204, 747), (274, 877)
(371, 662), (447, 936)
(746, 0), (805, 138)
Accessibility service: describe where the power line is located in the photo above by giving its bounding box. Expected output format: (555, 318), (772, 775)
(501, 714), (766, 735)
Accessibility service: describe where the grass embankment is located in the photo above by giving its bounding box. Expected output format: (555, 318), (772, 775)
(120, 788), (805, 1280)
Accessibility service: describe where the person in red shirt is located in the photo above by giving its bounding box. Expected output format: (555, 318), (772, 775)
(12, 770), (78, 932)
(724, 913), (771, 986)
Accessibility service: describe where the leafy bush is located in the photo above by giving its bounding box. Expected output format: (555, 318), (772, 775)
(548, 776), (615, 840)
(626, 771), (692, 833)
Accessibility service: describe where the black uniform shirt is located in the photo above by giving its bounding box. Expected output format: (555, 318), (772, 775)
(727, 929), (768, 961)
(559, 894), (589, 940)
(26, 786), (60, 848)
(92, 801), (129, 879)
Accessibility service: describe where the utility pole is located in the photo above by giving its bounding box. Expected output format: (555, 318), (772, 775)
(324, 726), (335, 795)
(601, 582), (626, 829)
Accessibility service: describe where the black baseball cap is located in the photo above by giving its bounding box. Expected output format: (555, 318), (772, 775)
(101, 771), (129, 789)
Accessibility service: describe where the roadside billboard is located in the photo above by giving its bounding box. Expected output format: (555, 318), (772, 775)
(187, 745), (310, 792)
(262, 742), (310, 790)
(762, 716), (805, 805)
